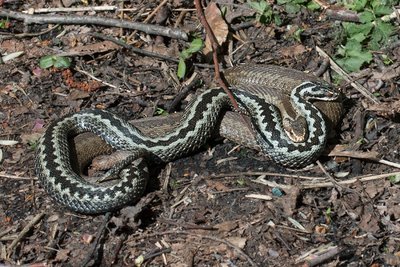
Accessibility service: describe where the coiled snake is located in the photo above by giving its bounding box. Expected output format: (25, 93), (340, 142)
(35, 65), (344, 214)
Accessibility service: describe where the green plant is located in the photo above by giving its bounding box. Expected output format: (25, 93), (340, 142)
(236, 177), (246, 186)
(277, 0), (321, 14)
(177, 38), (203, 79)
(325, 207), (332, 223)
(154, 107), (168, 116)
(39, 55), (71, 69)
(29, 139), (39, 150)
(388, 174), (400, 184)
(0, 18), (10, 29)
(335, 0), (398, 72)
(247, 0), (283, 25)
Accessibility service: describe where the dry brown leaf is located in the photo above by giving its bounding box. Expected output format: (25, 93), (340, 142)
(367, 99), (400, 117)
(58, 41), (120, 56)
(226, 236), (247, 248)
(215, 220), (238, 232)
(279, 44), (309, 58)
(203, 2), (229, 55)
(206, 180), (230, 191)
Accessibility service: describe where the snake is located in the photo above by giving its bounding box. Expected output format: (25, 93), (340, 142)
(35, 64), (344, 214)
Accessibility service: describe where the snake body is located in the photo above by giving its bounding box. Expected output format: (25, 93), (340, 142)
(35, 65), (343, 213)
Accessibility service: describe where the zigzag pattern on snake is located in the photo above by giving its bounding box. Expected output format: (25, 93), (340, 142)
(35, 65), (343, 214)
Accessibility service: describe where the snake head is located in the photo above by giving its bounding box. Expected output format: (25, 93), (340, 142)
(297, 82), (340, 102)
(282, 117), (308, 143)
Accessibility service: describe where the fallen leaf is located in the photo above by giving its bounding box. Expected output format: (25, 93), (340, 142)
(215, 220), (238, 232)
(226, 236), (247, 248)
(58, 41), (120, 56)
(203, 3), (229, 55)
(279, 44), (309, 58)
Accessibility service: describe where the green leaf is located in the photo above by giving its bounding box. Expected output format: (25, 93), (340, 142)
(39, 55), (71, 69)
(336, 39), (373, 72)
(39, 55), (56, 69)
(53, 56), (71, 68)
(389, 174), (400, 184)
(248, 0), (266, 13)
(306, 1), (321, 10)
(336, 50), (372, 72)
(343, 22), (373, 38)
(349, 32), (368, 43)
(274, 14), (282, 26)
(346, 0), (367, 11)
(359, 10), (375, 23)
(177, 58), (186, 79)
(186, 38), (203, 54)
(285, 2), (301, 13)
(373, 5), (393, 16)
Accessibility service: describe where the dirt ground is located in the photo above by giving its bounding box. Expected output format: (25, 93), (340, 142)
(1, 1), (400, 266)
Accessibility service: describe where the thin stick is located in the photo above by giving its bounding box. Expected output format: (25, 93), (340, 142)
(0, 9), (188, 41)
(0, 172), (36, 180)
(142, 230), (258, 267)
(7, 212), (46, 257)
(24, 6), (122, 14)
(193, 0), (239, 111)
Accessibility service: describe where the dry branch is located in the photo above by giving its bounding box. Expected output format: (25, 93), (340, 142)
(0, 9), (188, 41)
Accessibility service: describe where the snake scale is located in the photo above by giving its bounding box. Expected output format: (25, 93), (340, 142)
(35, 64), (344, 214)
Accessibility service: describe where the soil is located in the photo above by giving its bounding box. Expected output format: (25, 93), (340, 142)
(1, 1), (400, 266)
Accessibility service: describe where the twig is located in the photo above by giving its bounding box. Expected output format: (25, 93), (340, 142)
(141, 230), (258, 267)
(325, 9), (360, 22)
(142, 248), (172, 261)
(328, 148), (400, 169)
(0, 24), (58, 40)
(89, 32), (214, 69)
(211, 171), (327, 180)
(75, 66), (117, 89)
(142, 0), (169, 24)
(316, 160), (343, 192)
(82, 212), (112, 267)
(167, 73), (200, 112)
(315, 46), (380, 104)
(24, 6), (124, 14)
(193, 0), (240, 111)
(0, 9), (188, 41)
(296, 244), (342, 266)
(7, 212), (46, 258)
(193, 0), (255, 149)
(0, 172), (36, 180)
(301, 171), (400, 189)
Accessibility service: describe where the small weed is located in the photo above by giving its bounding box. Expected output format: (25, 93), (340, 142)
(335, 0), (398, 72)
(277, 0), (321, 14)
(39, 55), (71, 69)
(236, 177), (246, 186)
(0, 18), (10, 29)
(29, 139), (39, 151)
(247, 0), (282, 25)
(154, 108), (168, 116)
(177, 38), (203, 79)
